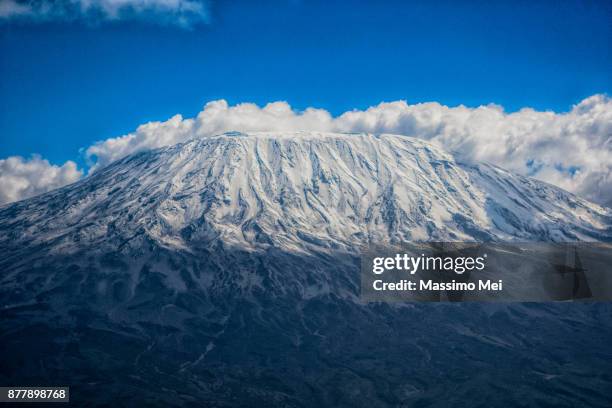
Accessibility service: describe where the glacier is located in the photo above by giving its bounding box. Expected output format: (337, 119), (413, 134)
(1, 132), (611, 406)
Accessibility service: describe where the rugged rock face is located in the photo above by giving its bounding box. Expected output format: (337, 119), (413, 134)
(1, 132), (611, 406)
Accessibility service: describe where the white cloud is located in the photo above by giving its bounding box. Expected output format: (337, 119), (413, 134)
(0, 0), (209, 27)
(86, 95), (612, 206)
(0, 155), (82, 204)
(85, 101), (334, 168)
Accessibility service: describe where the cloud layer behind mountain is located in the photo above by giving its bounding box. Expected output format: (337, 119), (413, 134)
(0, 155), (82, 204)
(1, 95), (611, 207)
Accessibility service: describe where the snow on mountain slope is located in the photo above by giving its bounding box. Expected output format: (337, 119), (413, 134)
(1, 131), (610, 257)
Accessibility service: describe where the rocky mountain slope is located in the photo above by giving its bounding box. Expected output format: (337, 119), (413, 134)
(1, 132), (611, 407)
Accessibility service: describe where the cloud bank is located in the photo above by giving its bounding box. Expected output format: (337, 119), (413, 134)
(1, 95), (611, 206)
(0, 0), (209, 27)
(0, 155), (82, 204)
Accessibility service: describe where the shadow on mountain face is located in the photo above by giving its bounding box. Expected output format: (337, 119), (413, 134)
(1, 246), (612, 407)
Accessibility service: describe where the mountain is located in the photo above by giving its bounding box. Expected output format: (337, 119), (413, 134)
(2, 132), (610, 252)
(1, 132), (611, 407)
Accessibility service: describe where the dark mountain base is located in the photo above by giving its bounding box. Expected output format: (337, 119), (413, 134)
(1, 248), (612, 407)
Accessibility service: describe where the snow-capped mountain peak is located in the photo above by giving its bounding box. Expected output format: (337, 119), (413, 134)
(1, 131), (610, 257)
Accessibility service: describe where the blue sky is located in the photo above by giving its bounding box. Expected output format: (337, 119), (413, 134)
(0, 0), (610, 167)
